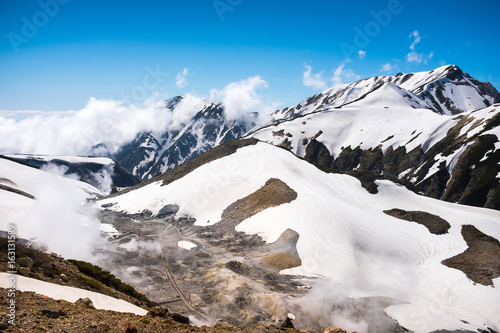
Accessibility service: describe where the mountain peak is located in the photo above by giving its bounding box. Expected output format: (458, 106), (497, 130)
(273, 65), (500, 120)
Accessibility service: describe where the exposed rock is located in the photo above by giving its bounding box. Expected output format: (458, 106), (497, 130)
(305, 139), (333, 169)
(281, 316), (294, 328)
(147, 306), (169, 318)
(261, 252), (301, 271)
(18, 257), (34, 269)
(75, 297), (94, 308)
(214, 320), (235, 328)
(226, 261), (251, 276)
(171, 313), (190, 325)
(17, 267), (30, 276)
(40, 309), (61, 319)
(324, 328), (347, 333)
(218, 178), (298, 228)
(383, 209), (451, 235)
(442, 225), (500, 285)
(157, 204), (179, 217)
(279, 138), (293, 150)
(120, 321), (138, 333)
(273, 129), (285, 137)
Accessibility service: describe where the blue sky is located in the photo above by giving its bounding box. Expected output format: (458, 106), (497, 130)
(1, 0), (499, 111)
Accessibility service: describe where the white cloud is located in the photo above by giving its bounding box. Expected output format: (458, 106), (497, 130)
(331, 61), (360, 85)
(21, 164), (103, 261)
(358, 50), (366, 60)
(302, 64), (327, 90)
(409, 30), (421, 51)
(175, 68), (190, 88)
(210, 76), (278, 125)
(406, 30), (434, 65)
(380, 63), (394, 73)
(0, 77), (280, 156)
(0, 94), (208, 156)
(406, 51), (423, 64)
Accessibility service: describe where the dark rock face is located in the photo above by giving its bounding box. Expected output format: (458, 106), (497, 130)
(304, 139), (333, 168)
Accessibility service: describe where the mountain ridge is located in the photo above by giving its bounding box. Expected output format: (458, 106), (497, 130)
(273, 65), (500, 120)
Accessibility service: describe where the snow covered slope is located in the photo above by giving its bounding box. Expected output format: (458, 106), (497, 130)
(113, 96), (249, 180)
(0, 273), (147, 315)
(251, 94), (500, 210)
(273, 65), (500, 120)
(100, 142), (500, 333)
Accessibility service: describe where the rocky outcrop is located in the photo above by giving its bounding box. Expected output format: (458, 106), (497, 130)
(442, 225), (500, 286)
(384, 209), (451, 235)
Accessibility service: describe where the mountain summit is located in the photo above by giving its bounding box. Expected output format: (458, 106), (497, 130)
(113, 97), (249, 180)
(274, 65), (500, 120)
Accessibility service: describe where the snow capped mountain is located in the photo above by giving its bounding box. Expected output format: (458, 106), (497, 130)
(273, 65), (500, 120)
(114, 96), (249, 180)
(100, 140), (500, 332)
(250, 76), (500, 210)
(110, 65), (499, 187)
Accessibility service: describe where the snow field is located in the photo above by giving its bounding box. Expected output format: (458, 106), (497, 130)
(101, 142), (500, 332)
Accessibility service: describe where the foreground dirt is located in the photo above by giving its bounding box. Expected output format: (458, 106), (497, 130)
(0, 288), (314, 332)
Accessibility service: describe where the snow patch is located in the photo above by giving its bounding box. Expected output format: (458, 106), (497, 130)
(177, 240), (197, 250)
(0, 273), (147, 315)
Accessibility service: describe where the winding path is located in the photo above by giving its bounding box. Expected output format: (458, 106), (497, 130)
(161, 249), (208, 320)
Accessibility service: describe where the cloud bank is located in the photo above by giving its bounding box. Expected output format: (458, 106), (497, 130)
(0, 77), (277, 156)
(21, 164), (103, 261)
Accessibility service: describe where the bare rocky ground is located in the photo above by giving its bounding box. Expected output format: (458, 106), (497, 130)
(97, 192), (409, 332)
(97, 207), (310, 328)
(0, 288), (311, 332)
(442, 224), (500, 286)
(383, 209), (451, 235)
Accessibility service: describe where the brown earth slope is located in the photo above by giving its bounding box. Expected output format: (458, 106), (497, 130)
(442, 225), (500, 286)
